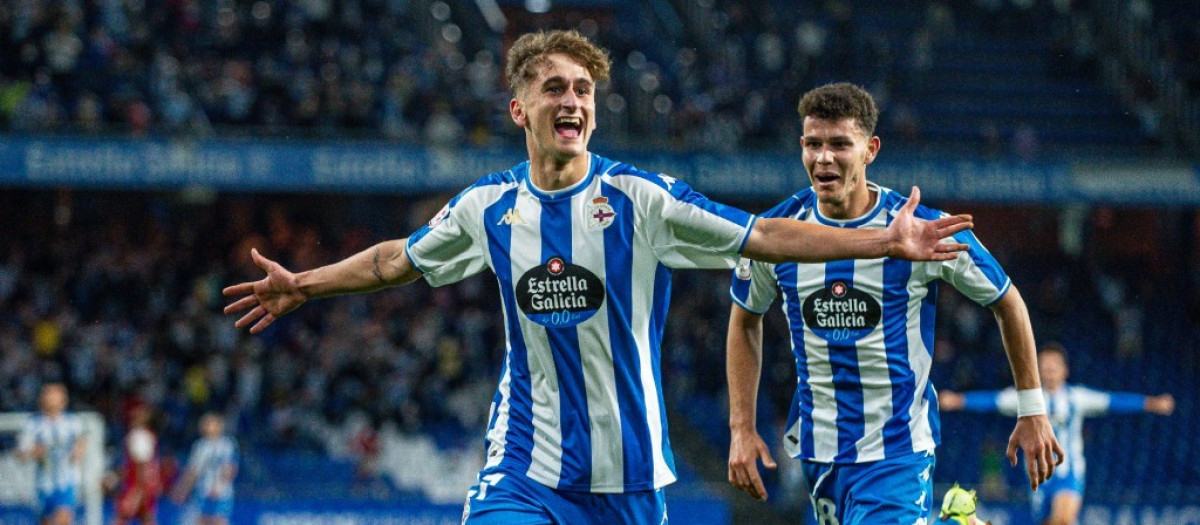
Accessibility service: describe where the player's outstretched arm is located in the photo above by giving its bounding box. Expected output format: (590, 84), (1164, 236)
(991, 287), (1065, 492)
(223, 240), (421, 334)
(726, 305), (776, 502)
(742, 187), (972, 263)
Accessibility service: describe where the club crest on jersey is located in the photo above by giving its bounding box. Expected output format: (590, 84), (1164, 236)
(802, 282), (882, 343)
(517, 257), (605, 328)
(586, 197), (616, 230)
(428, 203), (450, 229)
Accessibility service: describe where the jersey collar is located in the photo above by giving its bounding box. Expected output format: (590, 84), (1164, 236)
(523, 154), (596, 201)
(813, 182), (885, 228)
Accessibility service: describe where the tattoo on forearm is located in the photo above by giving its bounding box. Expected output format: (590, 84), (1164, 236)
(372, 247), (385, 283)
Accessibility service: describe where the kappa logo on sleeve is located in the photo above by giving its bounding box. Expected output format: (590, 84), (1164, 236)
(735, 258), (753, 280)
(497, 207), (525, 226)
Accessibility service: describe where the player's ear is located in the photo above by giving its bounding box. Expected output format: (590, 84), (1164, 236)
(510, 98), (527, 128)
(865, 136), (881, 164)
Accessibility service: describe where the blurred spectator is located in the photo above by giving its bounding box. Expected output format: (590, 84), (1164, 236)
(1012, 122), (1040, 161)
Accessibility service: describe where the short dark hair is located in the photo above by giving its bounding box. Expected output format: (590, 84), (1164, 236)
(1039, 342), (1068, 364)
(797, 82), (879, 137)
(506, 30), (612, 97)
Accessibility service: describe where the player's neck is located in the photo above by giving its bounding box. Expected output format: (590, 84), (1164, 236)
(818, 184), (876, 221)
(528, 152), (590, 192)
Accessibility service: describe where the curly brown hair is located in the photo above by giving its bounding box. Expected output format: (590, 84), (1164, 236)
(505, 29), (612, 97)
(797, 82), (879, 137)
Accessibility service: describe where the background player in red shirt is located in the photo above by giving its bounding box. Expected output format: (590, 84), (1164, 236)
(114, 406), (162, 525)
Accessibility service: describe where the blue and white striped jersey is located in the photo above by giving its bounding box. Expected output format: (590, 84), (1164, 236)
(186, 436), (238, 500)
(963, 384), (1147, 484)
(17, 414), (84, 493)
(730, 183), (1011, 464)
(406, 154), (757, 493)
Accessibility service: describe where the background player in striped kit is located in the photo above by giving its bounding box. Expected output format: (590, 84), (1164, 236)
(725, 82), (1063, 524)
(16, 383), (85, 525)
(939, 343), (1175, 525)
(171, 413), (238, 525)
(221, 30), (974, 525)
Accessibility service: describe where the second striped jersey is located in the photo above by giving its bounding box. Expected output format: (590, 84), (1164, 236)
(731, 183), (1010, 464)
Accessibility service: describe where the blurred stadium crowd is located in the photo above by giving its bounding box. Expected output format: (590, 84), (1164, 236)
(1, 0), (1199, 514)
(0, 0), (1197, 153)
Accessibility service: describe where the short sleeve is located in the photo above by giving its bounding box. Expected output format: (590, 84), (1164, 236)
(406, 191), (489, 287)
(937, 226), (1012, 306)
(186, 441), (203, 470)
(70, 415), (84, 442)
(730, 257), (779, 315)
(228, 439), (240, 468)
(643, 176), (756, 270)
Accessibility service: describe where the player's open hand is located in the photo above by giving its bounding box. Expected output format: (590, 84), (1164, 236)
(1007, 414), (1064, 492)
(885, 187), (973, 262)
(223, 248), (307, 334)
(728, 428), (777, 501)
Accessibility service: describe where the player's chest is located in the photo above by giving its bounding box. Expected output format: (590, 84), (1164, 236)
(775, 259), (930, 341)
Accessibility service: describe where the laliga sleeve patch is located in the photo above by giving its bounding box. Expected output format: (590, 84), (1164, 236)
(516, 257), (605, 327)
(428, 203), (450, 228)
(735, 258), (753, 280)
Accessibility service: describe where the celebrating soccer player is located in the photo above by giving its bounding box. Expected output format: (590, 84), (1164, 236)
(724, 83), (1063, 523)
(940, 343), (1175, 525)
(223, 31), (974, 524)
(16, 383), (86, 525)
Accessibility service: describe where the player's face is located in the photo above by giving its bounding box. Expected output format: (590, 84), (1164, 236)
(1038, 352), (1068, 389)
(201, 415), (224, 437)
(39, 385), (67, 415)
(801, 116), (879, 213)
(510, 53), (597, 163)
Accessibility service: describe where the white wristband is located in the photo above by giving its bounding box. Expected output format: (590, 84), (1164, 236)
(1017, 388), (1046, 417)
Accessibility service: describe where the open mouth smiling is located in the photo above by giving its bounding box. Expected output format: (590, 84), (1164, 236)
(555, 116), (583, 139)
(815, 173), (840, 184)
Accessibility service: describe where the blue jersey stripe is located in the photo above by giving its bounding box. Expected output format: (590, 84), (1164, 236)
(484, 189), (537, 474)
(485, 361), (507, 451)
(881, 255), (916, 457)
(824, 259), (865, 462)
(777, 264), (815, 458)
(539, 198), (592, 487)
(649, 261), (675, 474)
(920, 286), (941, 446)
(601, 186), (653, 486)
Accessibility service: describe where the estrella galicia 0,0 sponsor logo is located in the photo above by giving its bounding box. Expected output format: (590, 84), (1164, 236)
(802, 281), (882, 342)
(516, 257), (605, 328)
